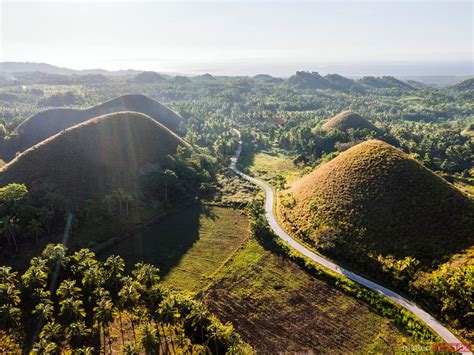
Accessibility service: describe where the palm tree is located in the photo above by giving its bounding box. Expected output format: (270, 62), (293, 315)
(121, 341), (140, 355)
(186, 304), (211, 343)
(0, 215), (20, 252)
(159, 297), (181, 354)
(67, 321), (92, 349)
(57, 279), (81, 300)
(33, 300), (54, 324)
(38, 207), (54, 234)
(122, 192), (134, 217)
(205, 321), (221, 355)
(27, 218), (43, 245)
(0, 283), (20, 335)
(69, 249), (97, 279)
(104, 255), (125, 344)
(102, 194), (114, 216)
(32, 338), (58, 354)
(205, 319), (239, 355)
(113, 189), (126, 215)
(21, 259), (48, 291)
(118, 277), (141, 342)
(0, 266), (18, 285)
(132, 263), (160, 291)
(39, 320), (63, 345)
(104, 255), (125, 296)
(163, 169), (177, 203)
(94, 297), (116, 354)
(59, 298), (86, 325)
(75, 346), (96, 354)
(139, 322), (159, 354)
(0, 282), (20, 307)
(56, 279), (85, 326)
(144, 286), (166, 354)
(0, 304), (21, 331)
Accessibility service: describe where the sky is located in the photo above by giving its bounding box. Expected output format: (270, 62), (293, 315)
(0, 0), (473, 76)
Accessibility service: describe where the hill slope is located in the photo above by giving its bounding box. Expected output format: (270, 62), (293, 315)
(358, 76), (415, 90)
(324, 74), (364, 92)
(450, 77), (474, 92)
(0, 112), (188, 208)
(133, 71), (166, 83)
(1, 94), (183, 161)
(287, 71), (338, 90)
(321, 110), (379, 132)
(278, 140), (474, 262)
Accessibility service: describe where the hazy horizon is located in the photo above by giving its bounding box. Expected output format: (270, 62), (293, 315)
(1, 1), (473, 76)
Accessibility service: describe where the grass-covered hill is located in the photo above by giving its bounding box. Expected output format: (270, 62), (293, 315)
(287, 72), (368, 92)
(321, 110), (379, 132)
(196, 73), (216, 81)
(1, 94), (183, 161)
(324, 74), (364, 92)
(253, 74), (283, 83)
(287, 71), (338, 90)
(358, 76), (415, 90)
(132, 71), (166, 83)
(0, 112), (189, 208)
(278, 139), (474, 263)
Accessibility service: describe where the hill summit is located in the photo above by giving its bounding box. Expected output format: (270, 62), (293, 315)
(321, 110), (378, 132)
(287, 71), (337, 90)
(278, 140), (474, 262)
(358, 76), (415, 90)
(133, 71), (166, 83)
(1, 94), (183, 161)
(0, 112), (189, 208)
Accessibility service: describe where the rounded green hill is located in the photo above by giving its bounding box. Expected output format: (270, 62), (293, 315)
(278, 140), (474, 262)
(321, 110), (379, 132)
(0, 111), (189, 208)
(1, 94), (183, 161)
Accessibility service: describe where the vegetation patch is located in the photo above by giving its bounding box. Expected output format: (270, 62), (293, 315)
(204, 237), (420, 352)
(0, 244), (244, 353)
(103, 205), (250, 293)
(244, 149), (307, 188)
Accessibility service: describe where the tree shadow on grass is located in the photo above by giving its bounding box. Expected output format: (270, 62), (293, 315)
(200, 203), (219, 221)
(236, 144), (257, 173)
(105, 204), (203, 277)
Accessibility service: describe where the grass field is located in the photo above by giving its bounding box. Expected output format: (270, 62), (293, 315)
(103, 205), (250, 292)
(204, 238), (416, 353)
(241, 148), (307, 188)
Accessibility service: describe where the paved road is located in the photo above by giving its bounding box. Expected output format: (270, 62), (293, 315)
(230, 131), (469, 351)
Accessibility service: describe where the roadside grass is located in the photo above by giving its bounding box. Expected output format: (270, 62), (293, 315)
(239, 147), (307, 188)
(102, 205), (250, 293)
(211, 171), (259, 206)
(203, 238), (418, 353)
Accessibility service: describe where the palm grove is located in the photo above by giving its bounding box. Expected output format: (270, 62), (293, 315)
(0, 244), (242, 352)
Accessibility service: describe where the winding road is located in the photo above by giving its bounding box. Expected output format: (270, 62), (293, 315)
(230, 130), (469, 351)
